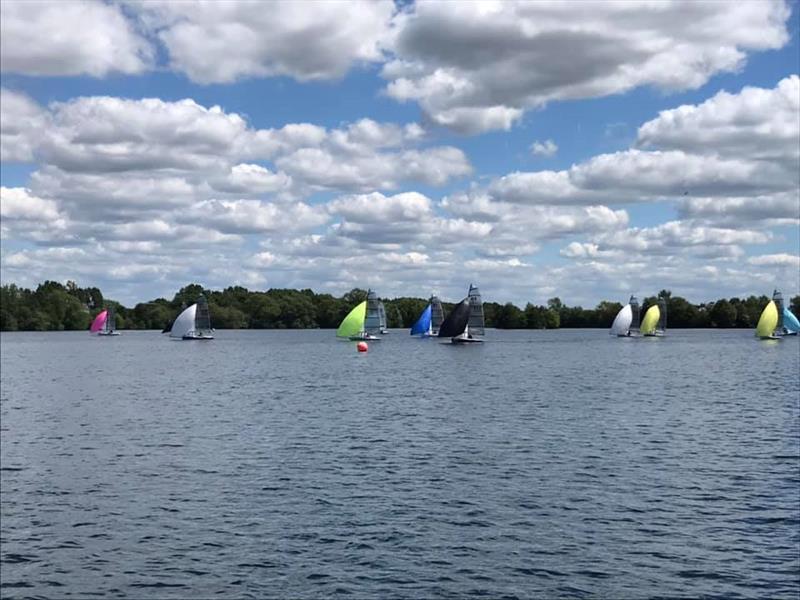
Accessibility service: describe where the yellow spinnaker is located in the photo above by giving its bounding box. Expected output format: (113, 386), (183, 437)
(640, 305), (660, 335)
(755, 300), (778, 338)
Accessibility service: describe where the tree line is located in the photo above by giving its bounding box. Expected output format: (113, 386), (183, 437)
(1, 281), (798, 332)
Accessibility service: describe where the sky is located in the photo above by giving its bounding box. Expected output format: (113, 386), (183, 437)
(1, 0), (798, 307)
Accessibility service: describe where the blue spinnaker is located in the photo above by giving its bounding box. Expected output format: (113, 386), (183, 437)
(410, 304), (432, 335)
(783, 307), (800, 333)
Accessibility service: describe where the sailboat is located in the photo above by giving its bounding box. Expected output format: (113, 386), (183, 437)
(610, 295), (640, 337)
(438, 285), (485, 344)
(90, 306), (121, 336)
(410, 303), (432, 336)
(378, 301), (389, 334)
(166, 295), (215, 340)
(781, 306), (800, 336)
(336, 289), (381, 341)
(410, 294), (446, 337)
(755, 299), (780, 340)
(772, 290), (799, 336)
(641, 299), (667, 337)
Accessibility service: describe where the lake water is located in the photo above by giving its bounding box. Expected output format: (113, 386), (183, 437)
(1, 329), (798, 599)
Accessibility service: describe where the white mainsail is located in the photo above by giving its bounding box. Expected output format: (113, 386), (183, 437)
(610, 304), (633, 336)
(170, 304), (197, 338)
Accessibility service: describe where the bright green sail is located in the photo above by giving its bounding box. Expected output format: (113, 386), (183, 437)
(336, 301), (366, 338)
(755, 300), (778, 338)
(640, 305), (660, 335)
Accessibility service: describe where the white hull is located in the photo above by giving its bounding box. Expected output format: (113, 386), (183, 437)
(349, 333), (380, 341)
(451, 334), (483, 344)
(182, 333), (214, 340)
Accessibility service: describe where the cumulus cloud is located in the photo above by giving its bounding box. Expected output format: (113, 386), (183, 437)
(382, 1), (790, 133)
(0, 0), (152, 77)
(677, 192), (800, 226)
(0, 187), (61, 222)
(0, 89), (49, 162)
(562, 220), (772, 264)
(747, 253), (800, 267)
(18, 98), (470, 203)
(637, 75), (800, 165)
(327, 192), (433, 224)
(132, 0), (395, 83)
(531, 139), (558, 157)
(179, 199), (328, 234)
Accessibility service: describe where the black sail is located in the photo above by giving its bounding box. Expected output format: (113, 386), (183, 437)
(438, 299), (470, 338)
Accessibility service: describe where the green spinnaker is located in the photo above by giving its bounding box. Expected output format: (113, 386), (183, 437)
(640, 305), (660, 335)
(755, 300), (778, 338)
(336, 301), (366, 337)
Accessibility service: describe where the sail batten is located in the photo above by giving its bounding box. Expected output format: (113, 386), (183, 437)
(378, 301), (388, 332)
(467, 284), (485, 335)
(364, 290), (381, 334)
(430, 295), (444, 334)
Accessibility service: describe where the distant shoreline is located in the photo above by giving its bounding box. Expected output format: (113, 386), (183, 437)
(2, 281), (797, 332)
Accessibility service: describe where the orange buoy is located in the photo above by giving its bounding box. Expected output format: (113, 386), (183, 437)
(357, 341), (368, 353)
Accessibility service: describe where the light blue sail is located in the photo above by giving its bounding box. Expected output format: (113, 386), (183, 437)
(783, 307), (800, 333)
(410, 304), (432, 335)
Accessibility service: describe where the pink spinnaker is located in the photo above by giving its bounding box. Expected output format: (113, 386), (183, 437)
(90, 310), (108, 333)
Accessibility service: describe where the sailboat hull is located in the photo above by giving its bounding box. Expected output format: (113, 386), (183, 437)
(97, 331), (121, 336)
(451, 336), (484, 344)
(182, 333), (214, 340)
(348, 333), (380, 341)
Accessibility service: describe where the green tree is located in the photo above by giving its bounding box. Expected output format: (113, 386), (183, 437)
(709, 299), (736, 328)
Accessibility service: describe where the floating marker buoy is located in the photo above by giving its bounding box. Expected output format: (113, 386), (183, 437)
(357, 341), (368, 353)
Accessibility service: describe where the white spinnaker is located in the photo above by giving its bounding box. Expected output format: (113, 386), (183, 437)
(170, 304), (197, 338)
(610, 304), (633, 336)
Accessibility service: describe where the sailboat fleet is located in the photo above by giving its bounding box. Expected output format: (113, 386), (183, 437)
(89, 284), (798, 345)
(610, 295), (667, 338)
(756, 290), (800, 340)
